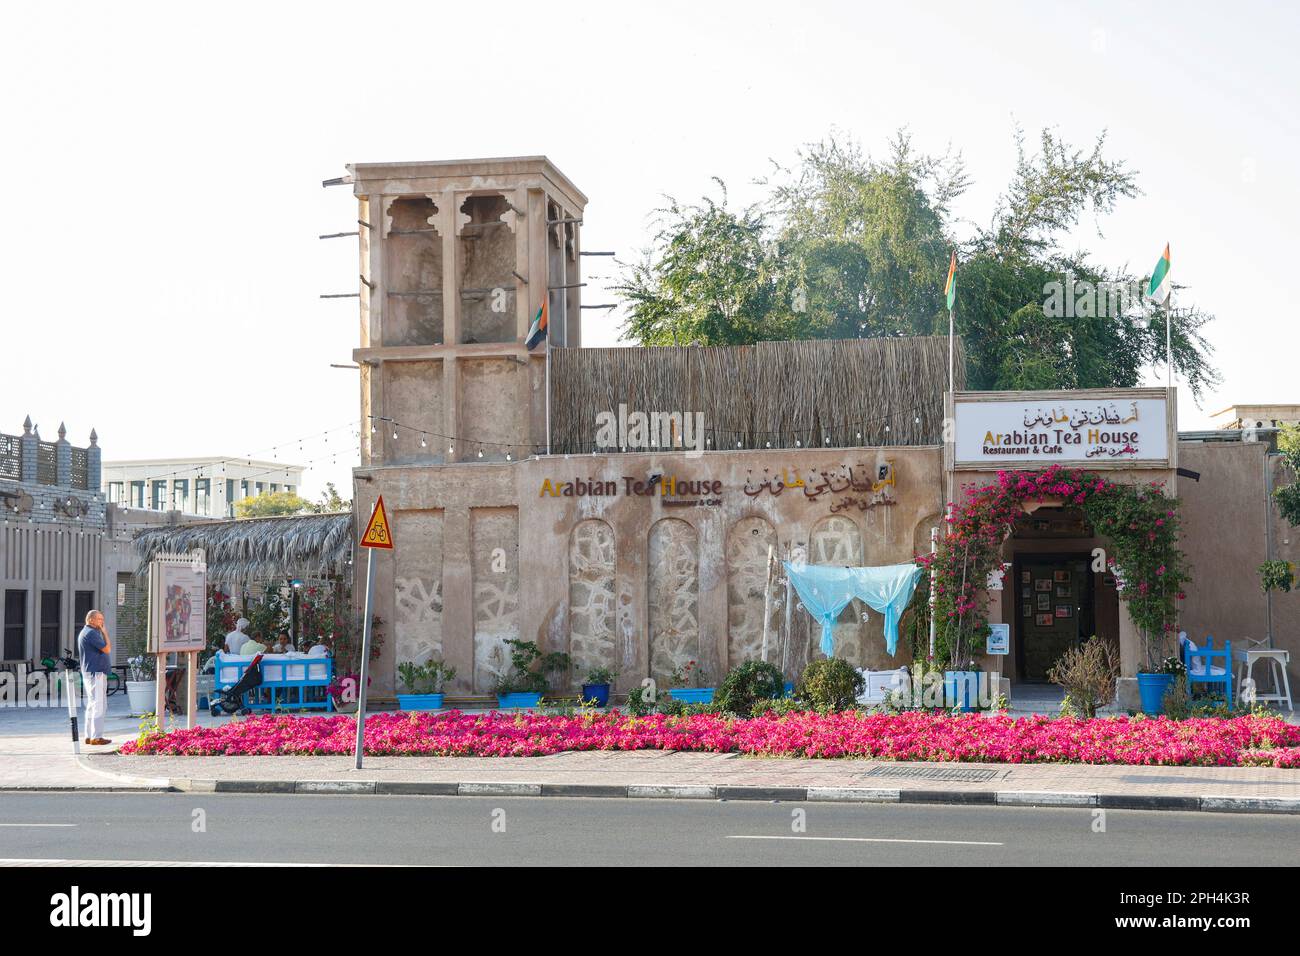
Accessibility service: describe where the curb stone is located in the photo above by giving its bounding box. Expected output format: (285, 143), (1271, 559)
(13, 779), (1300, 814)
(995, 790), (1097, 807)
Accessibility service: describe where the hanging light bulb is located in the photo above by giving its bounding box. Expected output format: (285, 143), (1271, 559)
(420, 434), (427, 448)
(856, 432), (862, 441)
(370, 422), (376, 434)
(392, 428), (398, 440)
(765, 441), (771, 448)
(795, 438), (801, 448)
(448, 445), (454, 455)
(824, 435), (830, 445)
(506, 452), (513, 461)
(736, 440), (742, 448)
(478, 448), (484, 458)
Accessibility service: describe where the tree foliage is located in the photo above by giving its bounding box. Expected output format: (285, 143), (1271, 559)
(1274, 423), (1300, 528)
(617, 128), (1221, 400)
(234, 490), (313, 518)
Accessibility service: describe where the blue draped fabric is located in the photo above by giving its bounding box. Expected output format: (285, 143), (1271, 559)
(783, 562), (924, 657)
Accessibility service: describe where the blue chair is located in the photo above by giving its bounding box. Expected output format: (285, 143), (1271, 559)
(1182, 634), (1232, 708)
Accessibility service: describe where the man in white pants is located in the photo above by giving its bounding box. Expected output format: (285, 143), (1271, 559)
(77, 609), (113, 746)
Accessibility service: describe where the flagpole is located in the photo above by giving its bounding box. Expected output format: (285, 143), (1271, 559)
(1165, 282), (1173, 391)
(545, 335), (552, 457)
(948, 305), (954, 396)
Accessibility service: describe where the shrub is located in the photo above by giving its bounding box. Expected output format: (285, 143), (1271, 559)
(583, 666), (618, 685)
(795, 658), (864, 712)
(1046, 636), (1119, 718)
(625, 683), (654, 716)
(496, 639), (571, 695)
(751, 697), (803, 717)
(715, 660), (786, 717)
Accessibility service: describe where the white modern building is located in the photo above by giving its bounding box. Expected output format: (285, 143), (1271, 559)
(101, 457), (307, 518)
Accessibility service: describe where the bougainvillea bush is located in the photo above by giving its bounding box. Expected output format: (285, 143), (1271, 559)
(120, 710), (1300, 768)
(920, 465), (1190, 671)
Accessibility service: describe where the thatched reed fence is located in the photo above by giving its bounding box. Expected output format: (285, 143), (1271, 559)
(133, 512), (354, 586)
(549, 336), (964, 453)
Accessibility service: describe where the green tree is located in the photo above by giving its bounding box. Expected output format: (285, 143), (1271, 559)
(314, 481), (350, 513)
(1275, 424), (1300, 528)
(617, 128), (1221, 401)
(234, 490), (313, 518)
(615, 181), (802, 345)
(767, 131), (967, 339)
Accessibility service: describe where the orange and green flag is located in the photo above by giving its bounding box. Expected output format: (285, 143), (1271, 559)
(944, 250), (957, 311)
(1147, 243), (1172, 304)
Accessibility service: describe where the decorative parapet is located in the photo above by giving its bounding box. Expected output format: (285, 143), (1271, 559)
(0, 416), (99, 491)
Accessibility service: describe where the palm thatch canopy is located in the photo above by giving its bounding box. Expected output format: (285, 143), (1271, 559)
(133, 512), (354, 585)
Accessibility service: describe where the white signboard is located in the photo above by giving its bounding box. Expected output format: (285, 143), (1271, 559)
(147, 552), (207, 653)
(953, 395), (1169, 467)
(987, 623), (1010, 655)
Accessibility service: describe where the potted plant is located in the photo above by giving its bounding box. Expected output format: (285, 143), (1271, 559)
(396, 659), (455, 711)
(1138, 654), (1184, 716)
(125, 654), (157, 717)
(580, 666), (618, 707)
(495, 639), (571, 709)
(666, 660), (714, 705)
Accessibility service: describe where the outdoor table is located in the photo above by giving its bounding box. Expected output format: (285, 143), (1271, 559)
(1233, 642), (1293, 711)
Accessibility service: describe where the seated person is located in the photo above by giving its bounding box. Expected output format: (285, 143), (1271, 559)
(239, 633), (268, 655)
(307, 640), (331, 657)
(270, 631), (293, 654)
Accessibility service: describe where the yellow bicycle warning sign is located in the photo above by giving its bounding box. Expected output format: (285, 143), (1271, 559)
(360, 496), (394, 549)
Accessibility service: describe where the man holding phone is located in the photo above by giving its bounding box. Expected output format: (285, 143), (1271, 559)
(77, 609), (113, 745)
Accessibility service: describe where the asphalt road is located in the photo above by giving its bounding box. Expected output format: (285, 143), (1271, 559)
(0, 793), (1296, 866)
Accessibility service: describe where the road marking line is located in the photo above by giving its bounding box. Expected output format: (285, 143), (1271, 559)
(727, 835), (1003, 846)
(0, 824), (77, 828)
(0, 858), (411, 867)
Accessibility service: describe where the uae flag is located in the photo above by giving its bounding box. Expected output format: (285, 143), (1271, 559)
(944, 250), (957, 310)
(1147, 243), (1172, 305)
(525, 300), (548, 350)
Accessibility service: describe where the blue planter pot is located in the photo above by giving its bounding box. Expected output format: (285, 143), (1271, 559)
(396, 693), (445, 711)
(783, 681), (795, 698)
(497, 692), (543, 709)
(580, 683), (611, 707)
(1137, 672), (1175, 715)
(667, 687), (715, 705)
(943, 671), (981, 711)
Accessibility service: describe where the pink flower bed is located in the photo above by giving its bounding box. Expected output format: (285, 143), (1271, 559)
(119, 710), (1300, 768)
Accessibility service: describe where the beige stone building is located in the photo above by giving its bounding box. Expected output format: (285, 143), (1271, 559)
(341, 156), (1298, 707)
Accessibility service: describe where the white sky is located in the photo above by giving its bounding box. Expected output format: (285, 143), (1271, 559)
(2, 0), (1295, 500)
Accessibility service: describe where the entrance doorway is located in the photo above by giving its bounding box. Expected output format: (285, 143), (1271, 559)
(1013, 555), (1094, 682)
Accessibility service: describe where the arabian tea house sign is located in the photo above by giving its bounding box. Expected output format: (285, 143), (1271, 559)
(951, 389), (1172, 468)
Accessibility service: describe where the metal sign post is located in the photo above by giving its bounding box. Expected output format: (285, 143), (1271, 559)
(354, 496), (393, 770)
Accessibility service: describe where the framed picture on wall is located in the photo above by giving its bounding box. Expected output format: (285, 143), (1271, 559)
(1035, 613), (1054, 627)
(1022, 602), (1032, 618)
(1037, 593), (1051, 611)
(1054, 570), (1071, 583)
(1035, 579), (1052, 592)
(1055, 604), (1072, 619)
(1055, 585), (1070, 597)
(1021, 570), (1032, 584)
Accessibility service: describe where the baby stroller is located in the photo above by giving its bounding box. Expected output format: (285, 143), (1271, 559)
(209, 653), (264, 716)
